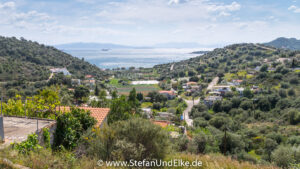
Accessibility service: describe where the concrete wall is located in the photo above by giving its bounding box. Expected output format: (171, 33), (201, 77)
(37, 122), (57, 146)
(0, 116), (4, 142)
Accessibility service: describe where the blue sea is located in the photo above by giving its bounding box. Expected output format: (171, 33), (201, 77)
(63, 48), (208, 69)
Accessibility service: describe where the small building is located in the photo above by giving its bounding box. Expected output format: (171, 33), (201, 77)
(213, 85), (231, 96)
(159, 91), (176, 100)
(157, 112), (175, 120)
(141, 108), (152, 119)
(83, 79), (96, 87)
(204, 96), (222, 107)
(71, 79), (81, 86)
(191, 85), (201, 91)
(89, 96), (99, 102)
(236, 87), (244, 95)
(232, 79), (243, 86)
(57, 106), (110, 128)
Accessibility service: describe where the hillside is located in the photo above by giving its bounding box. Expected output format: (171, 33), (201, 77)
(154, 43), (300, 79)
(264, 37), (300, 50)
(0, 36), (107, 82)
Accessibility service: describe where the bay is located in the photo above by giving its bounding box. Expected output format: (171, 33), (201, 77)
(62, 48), (209, 69)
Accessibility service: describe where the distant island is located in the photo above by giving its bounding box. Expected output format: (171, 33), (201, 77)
(190, 51), (210, 54)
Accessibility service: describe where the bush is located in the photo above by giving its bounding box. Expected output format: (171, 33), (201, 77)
(288, 88), (295, 96)
(81, 118), (170, 161)
(219, 132), (245, 154)
(290, 78), (299, 85)
(240, 100), (253, 110)
(13, 134), (41, 154)
(175, 135), (189, 152)
(209, 116), (231, 129)
(288, 109), (300, 125)
(271, 146), (295, 168)
(43, 128), (51, 148)
(243, 88), (253, 98)
(212, 100), (222, 112)
(192, 132), (208, 154)
(279, 89), (287, 98)
(287, 136), (300, 146)
(221, 100), (232, 113)
(257, 97), (271, 112)
(194, 117), (209, 128)
(54, 108), (96, 150)
(231, 97), (241, 108)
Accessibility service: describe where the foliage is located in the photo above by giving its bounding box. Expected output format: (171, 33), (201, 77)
(54, 108), (96, 150)
(3, 88), (60, 118)
(42, 128), (51, 148)
(80, 118), (170, 161)
(0, 36), (106, 97)
(13, 134), (42, 154)
(107, 95), (132, 124)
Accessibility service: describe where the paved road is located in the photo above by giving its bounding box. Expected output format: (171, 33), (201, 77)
(207, 77), (219, 91)
(47, 72), (54, 82)
(183, 98), (200, 127)
(170, 64), (174, 71)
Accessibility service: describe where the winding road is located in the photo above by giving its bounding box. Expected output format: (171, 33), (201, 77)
(183, 98), (200, 127)
(182, 76), (219, 127)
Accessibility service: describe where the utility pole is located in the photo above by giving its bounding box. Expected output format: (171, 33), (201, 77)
(0, 91), (5, 142)
(24, 98), (27, 118)
(36, 111), (39, 134)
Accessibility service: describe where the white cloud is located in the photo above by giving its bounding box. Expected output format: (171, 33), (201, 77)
(168, 0), (181, 5)
(95, 0), (241, 24)
(0, 1), (15, 9)
(288, 5), (300, 13)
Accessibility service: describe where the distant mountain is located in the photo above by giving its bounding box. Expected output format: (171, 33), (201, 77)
(264, 37), (300, 50)
(55, 42), (133, 50)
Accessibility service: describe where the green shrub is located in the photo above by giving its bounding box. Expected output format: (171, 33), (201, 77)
(43, 128), (51, 148)
(271, 146), (295, 168)
(54, 108), (96, 150)
(81, 118), (170, 161)
(13, 134), (42, 154)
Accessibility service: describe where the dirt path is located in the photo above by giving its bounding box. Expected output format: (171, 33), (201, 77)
(254, 44), (276, 51)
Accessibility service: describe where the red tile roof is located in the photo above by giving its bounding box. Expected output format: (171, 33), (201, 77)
(85, 75), (93, 79)
(57, 106), (110, 127)
(152, 120), (170, 128)
(187, 82), (197, 85)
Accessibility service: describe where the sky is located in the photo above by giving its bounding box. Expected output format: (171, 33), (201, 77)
(0, 0), (299, 47)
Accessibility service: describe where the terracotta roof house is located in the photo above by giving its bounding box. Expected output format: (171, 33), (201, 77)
(152, 120), (170, 128)
(57, 106), (110, 128)
(186, 82), (197, 86)
(85, 75), (93, 79)
(159, 91), (176, 100)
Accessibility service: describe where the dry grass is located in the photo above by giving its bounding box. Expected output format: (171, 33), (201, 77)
(164, 153), (279, 169)
(0, 146), (280, 169)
